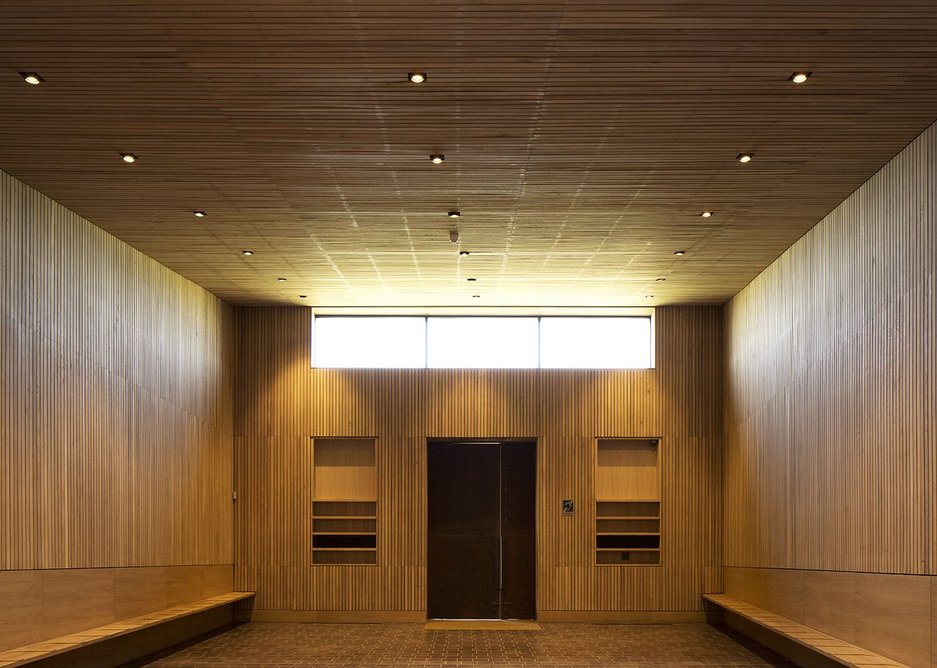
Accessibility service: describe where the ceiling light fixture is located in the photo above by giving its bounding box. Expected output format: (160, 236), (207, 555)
(790, 72), (812, 84)
(472, 295), (480, 298)
(242, 250), (254, 256)
(193, 210), (206, 218)
(299, 295), (307, 299)
(645, 295), (654, 299)
(459, 250), (470, 256)
(277, 277), (287, 282)
(430, 154), (445, 164)
(21, 72), (44, 85)
(467, 277), (477, 282)
(656, 277), (666, 282)
(700, 211), (714, 218)
(449, 227), (460, 244)
(737, 153), (753, 163)
(120, 153), (137, 163)
(448, 211), (460, 218)
(674, 250), (686, 256)
(408, 72), (426, 84)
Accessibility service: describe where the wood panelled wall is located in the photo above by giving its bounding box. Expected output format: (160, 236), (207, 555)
(0, 169), (235, 649)
(234, 306), (722, 618)
(724, 121), (937, 666)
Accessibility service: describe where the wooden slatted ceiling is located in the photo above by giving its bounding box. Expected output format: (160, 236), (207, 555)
(2, 2), (937, 306)
(234, 305), (723, 613)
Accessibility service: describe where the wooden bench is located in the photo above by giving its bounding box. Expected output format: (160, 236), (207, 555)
(0, 591), (254, 667)
(702, 594), (909, 668)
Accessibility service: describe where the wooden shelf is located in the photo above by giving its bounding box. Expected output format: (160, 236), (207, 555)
(312, 440), (378, 566)
(595, 440), (661, 567)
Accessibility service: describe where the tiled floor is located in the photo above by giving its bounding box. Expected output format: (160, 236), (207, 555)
(137, 622), (794, 667)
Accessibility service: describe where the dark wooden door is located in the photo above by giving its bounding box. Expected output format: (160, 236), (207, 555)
(427, 440), (536, 620)
(500, 441), (536, 620)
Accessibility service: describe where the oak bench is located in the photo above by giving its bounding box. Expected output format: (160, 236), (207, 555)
(703, 593), (908, 668)
(0, 591), (255, 667)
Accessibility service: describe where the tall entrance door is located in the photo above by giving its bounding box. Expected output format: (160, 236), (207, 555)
(427, 440), (536, 620)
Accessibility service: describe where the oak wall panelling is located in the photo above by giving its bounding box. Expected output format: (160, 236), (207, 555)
(234, 305), (723, 619)
(723, 121), (937, 666)
(0, 169), (236, 651)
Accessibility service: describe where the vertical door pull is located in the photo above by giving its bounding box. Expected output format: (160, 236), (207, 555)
(499, 535), (504, 590)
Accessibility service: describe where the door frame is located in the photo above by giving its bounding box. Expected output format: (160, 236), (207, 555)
(424, 437), (539, 620)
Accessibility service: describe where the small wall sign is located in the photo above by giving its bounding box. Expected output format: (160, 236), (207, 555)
(562, 499), (574, 515)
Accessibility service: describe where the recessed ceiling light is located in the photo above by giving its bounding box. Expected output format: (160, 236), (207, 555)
(790, 72), (812, 84)
(656, 277), (666, 282)
(242, 250), (254, 256)
(459, 250), (470, 256)
(467, 277), (477, 282)
(700, 211), (714, 218)
(408, 72), (426, 84)
(20, 72), (44, 85)
(299, 295), (307, 299)
(277, 277), (287, 282)
(737, 153), (753, 163)
(193, 210), (206, 218)
(448, 211), (461, 218)
(674, 250), (686, 256)
(430, 154), (445, 164)
(120, 153), (137, 163)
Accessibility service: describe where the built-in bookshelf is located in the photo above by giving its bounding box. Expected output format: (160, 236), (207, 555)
(595, 439), (660, 566)
(312, 438), (377, 565)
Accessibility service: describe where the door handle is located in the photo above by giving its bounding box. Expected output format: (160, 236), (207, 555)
(499, 535), (504, 591)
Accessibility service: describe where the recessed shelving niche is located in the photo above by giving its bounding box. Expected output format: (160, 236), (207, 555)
(312, 438), (377, 565)
(595, 439), (661, 566)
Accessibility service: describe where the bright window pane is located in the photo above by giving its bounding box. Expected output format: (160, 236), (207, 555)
(539, 317), (652, 368)
(313, 317), (426, 368)
(426, 317), (539, 368)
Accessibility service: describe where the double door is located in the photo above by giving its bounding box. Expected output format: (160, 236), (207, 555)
(427, 440), (536, 620)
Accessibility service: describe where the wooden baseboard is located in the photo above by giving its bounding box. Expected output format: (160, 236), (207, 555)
(240, 609), (426, 623)
(537, 611), (706, 624)
(240, 609), (706, 625)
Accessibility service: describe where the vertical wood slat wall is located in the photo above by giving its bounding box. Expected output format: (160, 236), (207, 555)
(234, 305), (723, 616)
(723, 121), (936, 665)
(0, 169), (235, 648)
